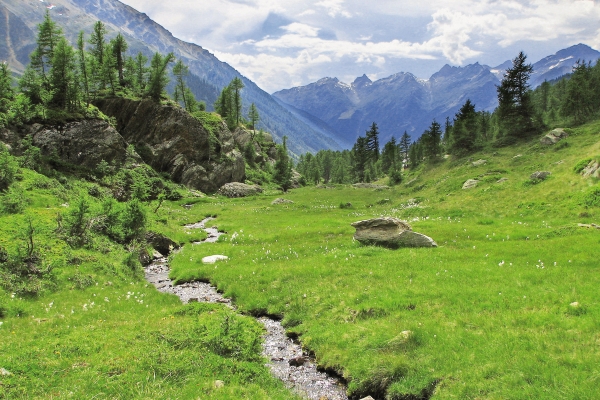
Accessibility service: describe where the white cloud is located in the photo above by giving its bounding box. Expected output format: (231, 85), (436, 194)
(120, 0), (600, 91)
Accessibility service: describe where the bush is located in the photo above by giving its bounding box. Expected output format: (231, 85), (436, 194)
(0, 143), (18, 191)
(1, 185), (27, 214)
(582, 187), (600, 208)
(121, 199), (147, 242)
(573, 158), (593, 174)
(388, 169), (403, 186)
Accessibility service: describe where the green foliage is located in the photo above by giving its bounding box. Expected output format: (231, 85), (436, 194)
(1, 185), (27, 214)
(581, 187), (600, 208)
(0, 143), (18, 192)
(573, 158), (593, 174)
(146, 52), (175, 102)
(272, 136), (293, 192)
(121, 199), (147, 242)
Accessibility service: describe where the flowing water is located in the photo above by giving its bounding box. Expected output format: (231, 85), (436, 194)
(144, 217), (348, 400)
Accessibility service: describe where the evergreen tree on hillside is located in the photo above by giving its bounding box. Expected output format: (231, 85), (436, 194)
(561, 60), (596, 124)
(352, 136), (369, 182)
(365, 122), (380, 161)
(31, 11), (63, 82)
(399, 131), (411, 164)
(89, 21), (107, 90)
(496, 51), (536, 142)
(273, 136), (293, 192)
(76, 31), (90, 106)
(49, 37), (78, 110)
(422, 120), (442, 161)
(248, 103), (260, 137)
(0, 63), (14, 116)
(146, 52), (175, 102)
(230, 77), (244, 126)
(172, 59), (200, 113)
(110, 33), (128, 88)
(449, 99), (478, 155)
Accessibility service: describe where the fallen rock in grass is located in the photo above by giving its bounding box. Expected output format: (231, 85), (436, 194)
(578, 223), (600, 230)
(496, 178), (509, 183)
(0, 368), (12, 376)
(218, 182), (263, 198)
(145, 231), (179, 255)
(462, 179), (480, 189)
(352, 183), (389, 190)
(530, 171), (551, 181)
(581, 160), (600, 178)
(214, 380), (225, 389)
(540, 128), (568, 145)
(351, 217), (437, 248)
(202, 255), (229, 264)
(471, 159), (487, 167)
(271, 198), (294, 205)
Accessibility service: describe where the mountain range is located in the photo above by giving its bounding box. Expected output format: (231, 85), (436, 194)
(273, 44), (600, 147)
(1, 0), (599, 152)
(0, 0), (343, 155)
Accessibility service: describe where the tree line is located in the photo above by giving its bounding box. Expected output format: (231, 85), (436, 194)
(0, 11), (207, 125)
(298, 51), (600, 184)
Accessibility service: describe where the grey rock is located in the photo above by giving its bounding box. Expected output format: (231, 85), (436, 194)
(462, 179), (480, 189)
(471, 159), (487, 167)
(218, 182), (263, 198)
(351, 217), (437, 248)
(95, 98), (245, 193)
(0, 368), (12, 376)
(145, 232), (179, 255)
(352, 183), (389, 190)
(271, 198), (294, 205)
(540, 128), (569, 145)
(530, 171), (551, 180)
(202, 255), (229, 264)
(496, 178), (509, 183)
(5, 120), (132, 169)
(581, 160), (599, 178)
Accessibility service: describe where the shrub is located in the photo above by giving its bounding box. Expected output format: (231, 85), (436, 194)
(1, 185), (27, 214)
(574, 158), (593, 174)
(0, 143), (18, 191)
(582, 187), (600, 208)
(121, 199), (147, 242)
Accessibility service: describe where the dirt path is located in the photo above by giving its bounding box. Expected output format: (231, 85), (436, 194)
(144, 217), (348, 400)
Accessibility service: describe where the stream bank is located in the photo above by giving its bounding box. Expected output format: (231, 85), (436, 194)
(144, 217), (348, 400)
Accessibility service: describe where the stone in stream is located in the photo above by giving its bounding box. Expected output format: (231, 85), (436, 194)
(202, 255), (229, 264)
(351, 217), (437, 248)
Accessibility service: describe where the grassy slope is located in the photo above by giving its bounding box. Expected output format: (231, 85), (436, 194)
(0, 173), (295, 399)
(169, 122), (600, 399)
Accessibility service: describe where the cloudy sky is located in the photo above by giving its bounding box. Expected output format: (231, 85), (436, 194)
(119, 0), (600, 93)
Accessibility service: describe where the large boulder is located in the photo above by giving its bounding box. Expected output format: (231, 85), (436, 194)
(95, 98), (245, 193)
(145, 231), (179, 255)
(351, 217), (437, 248)
(462, 179), (479, 189)
(1, 120), (131, 169)
(218, 182), (263, 198)
(540, 128), (568, 145)
(581, 160), (600, 178)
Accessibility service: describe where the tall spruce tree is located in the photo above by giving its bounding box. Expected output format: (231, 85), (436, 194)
(365, 122), (380, 161)
(496, 51), (535, 142)
(273, 136), (293, 192)
(146, 52), (175, 102)
(110, 33), (128, 88)
(50, 37), (78, 110)
(230, 77), (244, 126)
(422, 120), (442, 161)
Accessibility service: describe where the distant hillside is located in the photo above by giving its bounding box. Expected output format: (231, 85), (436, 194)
(274, 44), (600, 145)
(0, 0), (343, 155)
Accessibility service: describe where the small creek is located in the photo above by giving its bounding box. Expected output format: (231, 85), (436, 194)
(144, 217), (348, 400)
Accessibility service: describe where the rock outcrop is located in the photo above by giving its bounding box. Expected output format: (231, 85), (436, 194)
(218, 182), (263, 198)
(351, 217), (437, 248)
(471, 159), (487, 167)
(462, 179), (480, 189)
(232, 128), (278, 163)
(95, 98), (244, 193)
(145, 231), (180, 255)
(530, 171), (551, 180)
(271, 198), (294, 205)
(1, 119), (131, 168)
(581, 160), (599, 178)
(540, 128), (569, 145)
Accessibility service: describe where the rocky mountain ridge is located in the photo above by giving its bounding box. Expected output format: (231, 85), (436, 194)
(273, 44), (600, 145)
(0, 0), (343, 155)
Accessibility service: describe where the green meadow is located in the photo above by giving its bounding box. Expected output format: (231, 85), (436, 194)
(1, 120), (599, 399)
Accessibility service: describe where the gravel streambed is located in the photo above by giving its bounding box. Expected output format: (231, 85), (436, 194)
(144, 217), (348, 400)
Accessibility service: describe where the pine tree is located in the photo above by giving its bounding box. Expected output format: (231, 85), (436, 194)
(31, 11), (63, 82)
(50, 37), (78, 110)
(398, 131), (411, 165)
(381, 137), (398, 174)
(561, 60), (593, 124)
(422, 120), (442, 161)
(110, 33), (128, 87)
(365, 122), (380, 161)
(449, 99), (478, 155)
(230, 77), (244, 126)
(273, 136), (293, 192)
(352, 136), (369, 182)
(0, 63), (14, 115)
(496, 51), (536, 142)
(146, 52), (175, 102)
(89, 21), (107, 89)
(76, 31), (90, 106)
(248, 103), (259, 138)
